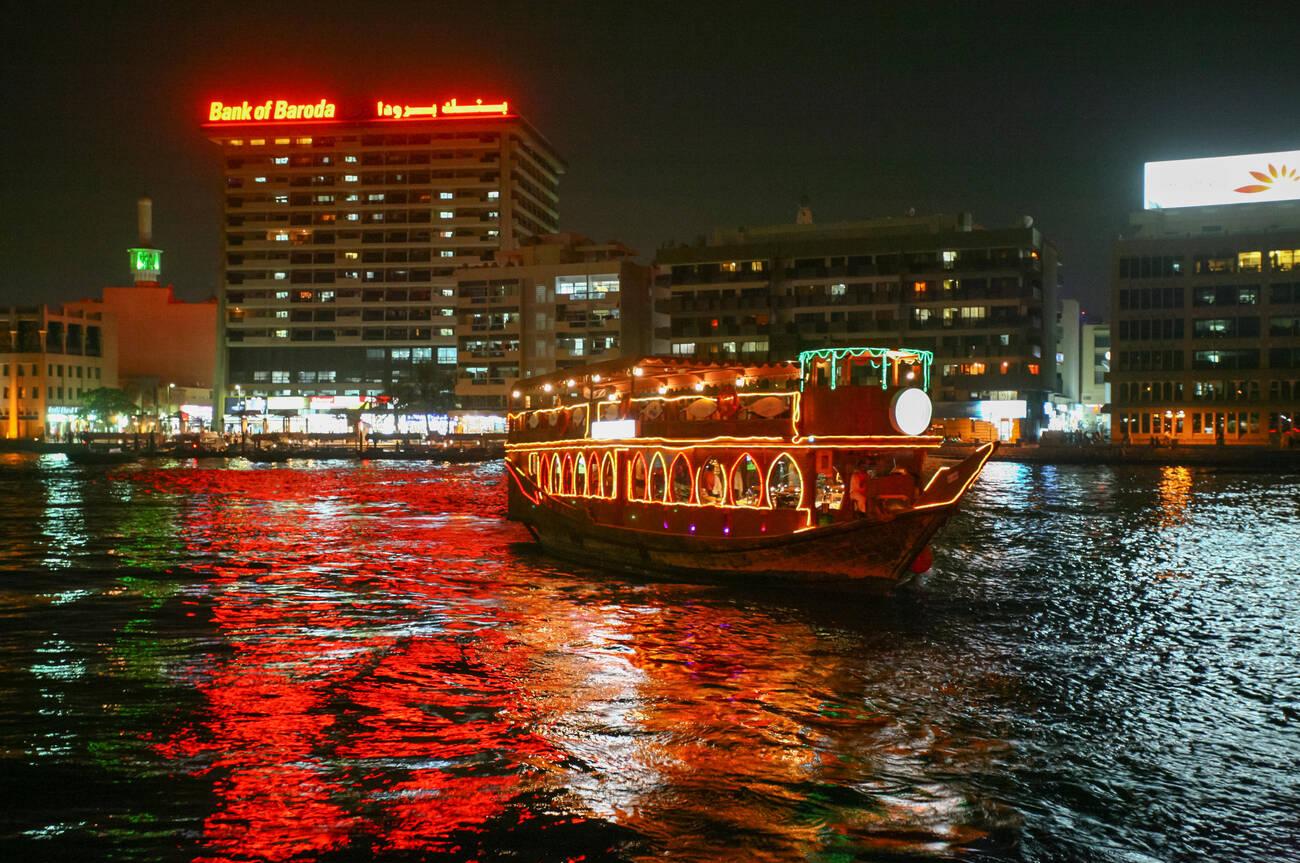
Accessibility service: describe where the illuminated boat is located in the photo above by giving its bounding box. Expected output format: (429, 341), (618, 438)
(504, 347), (995, 589)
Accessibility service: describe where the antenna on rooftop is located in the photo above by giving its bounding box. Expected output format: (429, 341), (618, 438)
(796, 193), (813, 225)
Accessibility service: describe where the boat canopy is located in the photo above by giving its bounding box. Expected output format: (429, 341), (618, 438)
(799, 347), (934, 392)
(510, 355), (800, 408)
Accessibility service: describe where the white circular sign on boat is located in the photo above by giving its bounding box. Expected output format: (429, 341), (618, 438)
(889, 387), (933, 436)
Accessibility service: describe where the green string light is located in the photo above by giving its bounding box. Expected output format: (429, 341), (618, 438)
(797, 347), (934, 392)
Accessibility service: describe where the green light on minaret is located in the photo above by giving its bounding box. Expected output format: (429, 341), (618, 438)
(128, 247), (162, 283)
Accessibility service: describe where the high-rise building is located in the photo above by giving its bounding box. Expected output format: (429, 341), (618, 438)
(656, 212), (1059, 440)
(1111, 149), (1300, 444)
(2, 304), (117, 439)
(453, 233), (667, 413)
(204, 96), (563, 432)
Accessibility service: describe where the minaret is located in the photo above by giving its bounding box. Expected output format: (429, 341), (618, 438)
(128, 196), (163, 285)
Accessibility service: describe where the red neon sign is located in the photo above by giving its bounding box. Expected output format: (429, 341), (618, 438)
(206, 97), (512, 125)
(208, 99), (338, 123)
(375, 98), (511, 120)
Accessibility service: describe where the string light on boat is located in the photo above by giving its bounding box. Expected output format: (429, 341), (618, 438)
(566, 379), (576, 389)
(694, 382), (705, 392)
(592, 374), (602, 383)
(632, 367), (644, 377)
(542, 383), (553, 393)
(658, 385), (668, 395)
(511, 389), (521, 399)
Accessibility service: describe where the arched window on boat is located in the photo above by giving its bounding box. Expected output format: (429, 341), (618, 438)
(575, 454), (588, 496)
(601, 452), (617, 498)
(527, 453), (538, 479)
(730, 453), (763, 507)
(548, 454), (562, 494)
(629, 453), (648, 501)
(649, 453), (668, 502)
(669, 453), (693, 503)
(697, 457), (727, 505)
(561, 454), (574, 495)
(767, 453), (803, 509)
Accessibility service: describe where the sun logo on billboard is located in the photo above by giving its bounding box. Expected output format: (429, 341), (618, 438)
(1235, 163), (1300, 194)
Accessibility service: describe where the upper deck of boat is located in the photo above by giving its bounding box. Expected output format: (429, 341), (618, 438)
(506, 348), (939, 448)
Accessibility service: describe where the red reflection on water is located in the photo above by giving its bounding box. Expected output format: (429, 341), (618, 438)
(145, 464), (561, 861)
(134, 462), (1005, 861)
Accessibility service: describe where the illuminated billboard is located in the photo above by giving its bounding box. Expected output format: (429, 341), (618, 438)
(1144, 150), (1300, 209)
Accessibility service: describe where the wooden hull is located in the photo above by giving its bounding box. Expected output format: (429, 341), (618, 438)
(504, 445), (995, 589)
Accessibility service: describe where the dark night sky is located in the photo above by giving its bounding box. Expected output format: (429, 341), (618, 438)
(4, 2), (1300, 317)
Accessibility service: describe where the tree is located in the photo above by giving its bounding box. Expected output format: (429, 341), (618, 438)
(78, 387), (139, 431)
(387, 362), (460, 440)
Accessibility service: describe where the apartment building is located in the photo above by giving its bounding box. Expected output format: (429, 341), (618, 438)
(1112, 150), (1300, 444)
(454, 233), (665, 412)
(656, 212), (1059, 440)
(2, 305), (117, 439)
(204, 96), (563, 431)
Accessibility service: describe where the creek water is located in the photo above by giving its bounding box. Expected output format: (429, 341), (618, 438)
(0, 453), (1296, 861)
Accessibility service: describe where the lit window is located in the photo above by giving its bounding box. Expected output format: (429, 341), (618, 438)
(440, 230), (454, 238)
(440, 288), (454, 297)
(487, 210), (499, 218)
(487, 229), (499, 237)
(275, 290), (289, 299)
(250, 138), (265, 146)
(295, 137), (312, 145)
(271, 231), (289, 242)
(1027, 363), (1041, 375)
(274, 329), (288, 339)
(344, 251), (359, 260)
(344, 155), (358, 163)
(439, 192), (454, 200)
(437, 347), (456, 364)
(274, 195), (288, 204)
(913, 280), (927, 296)
(254, 176), (268, 183)
(440, 250), (454, 257)
(721, 261), (738, 273)
(1269, 249), (1300, 271)
(439, 327), (453, 336)
(275, 310), (288, 319)
(1237, 251), (1262, 272)
(672, 343), (696, 355)
(344, 174), (359, 183)
(273, 156), (289, 165)
(229, 139), (244, 146)
(320, 291), (335, 301)
(345, 193), (360, 202)
(274, 137), (290, 145)
(487, 190), (499, 200)
(368, 193), (385, 202)
(830, 283), (846, 296)
(942, 250), (958, 268)
(271, 370), (290, 383)
(439, 211), (454, 219)
(346, 213), (359, 221)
